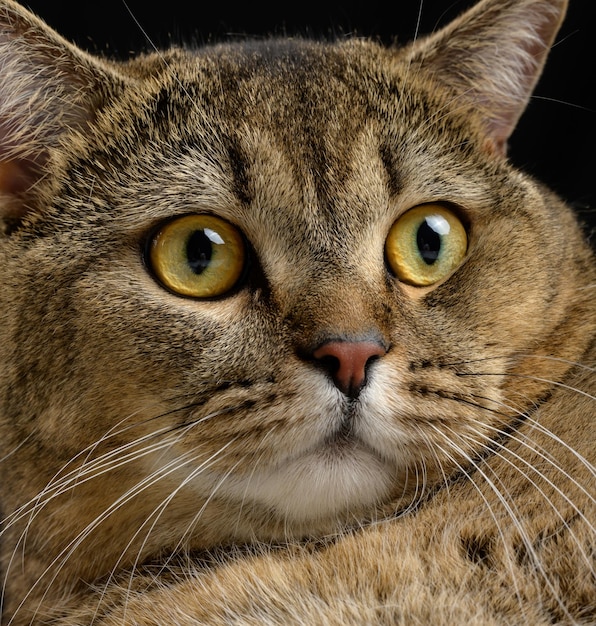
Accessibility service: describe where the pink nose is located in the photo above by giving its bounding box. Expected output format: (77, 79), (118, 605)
(312, 340), (387, 397)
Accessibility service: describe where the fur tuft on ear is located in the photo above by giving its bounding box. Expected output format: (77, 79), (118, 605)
(0, 0), (115, 223)
(405, 0), (568, 153)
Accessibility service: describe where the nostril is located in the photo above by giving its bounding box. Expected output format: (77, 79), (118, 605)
(312, 339), (387, 397)
(316, 353), (341, 375)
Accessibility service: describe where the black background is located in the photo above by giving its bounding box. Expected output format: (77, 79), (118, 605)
(22, 0), (595, 234)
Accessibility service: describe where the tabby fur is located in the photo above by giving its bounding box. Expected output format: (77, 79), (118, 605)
(0, 0), (594, 623)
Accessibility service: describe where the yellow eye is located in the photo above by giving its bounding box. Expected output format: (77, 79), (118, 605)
(385, 204), (467, 286)
(148, 214), (246, 298)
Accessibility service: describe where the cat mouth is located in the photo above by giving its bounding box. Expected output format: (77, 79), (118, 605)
(305, 418), (393, 467)
(318, 404), (392, 462)
(323, 413), (355, 449)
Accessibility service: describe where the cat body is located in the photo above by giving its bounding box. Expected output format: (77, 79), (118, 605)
(0, 0), (594, 623)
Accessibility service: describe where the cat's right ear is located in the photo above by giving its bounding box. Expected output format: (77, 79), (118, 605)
(403, 0), (568, 154)
(0, 0), (120, 228)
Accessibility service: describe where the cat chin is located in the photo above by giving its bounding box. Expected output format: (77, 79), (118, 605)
(217, 444), (396, 524)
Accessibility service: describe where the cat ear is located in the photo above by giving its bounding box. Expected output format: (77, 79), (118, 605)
(404, 0), (568, 153)
(0, 0), (117, 224)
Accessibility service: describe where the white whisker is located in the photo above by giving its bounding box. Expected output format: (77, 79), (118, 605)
(461, 371), (595, 401)
(428, 425), (579, 623)
(424, 429), (528, 613)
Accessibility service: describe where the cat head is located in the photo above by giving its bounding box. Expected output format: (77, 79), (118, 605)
(0, 0), (593, 604)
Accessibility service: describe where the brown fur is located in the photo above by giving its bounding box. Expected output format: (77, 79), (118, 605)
(63, 350), (596, 624)
(0, 0), (594, 623)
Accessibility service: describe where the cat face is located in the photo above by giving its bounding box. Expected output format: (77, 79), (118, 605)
(0, 0), (593, 605)
(2, 38), (585, 528)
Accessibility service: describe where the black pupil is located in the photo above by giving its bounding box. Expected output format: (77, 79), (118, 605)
(186, 230), (213, 274)
(417, 219), (441, 265)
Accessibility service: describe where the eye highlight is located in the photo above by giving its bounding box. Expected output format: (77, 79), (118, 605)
(385, 204), (467, 286)
(148, 214), (246, 298)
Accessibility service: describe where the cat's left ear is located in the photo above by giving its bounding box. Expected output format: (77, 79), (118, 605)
(0, 0), (122, 225)
(404, 0), (568, 153)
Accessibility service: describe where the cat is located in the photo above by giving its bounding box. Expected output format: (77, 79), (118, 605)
(0, 0), (594, 623)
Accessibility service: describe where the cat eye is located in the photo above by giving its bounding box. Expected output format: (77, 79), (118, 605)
(385, 204), (467, 286)
(148, 214), (246, 298)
